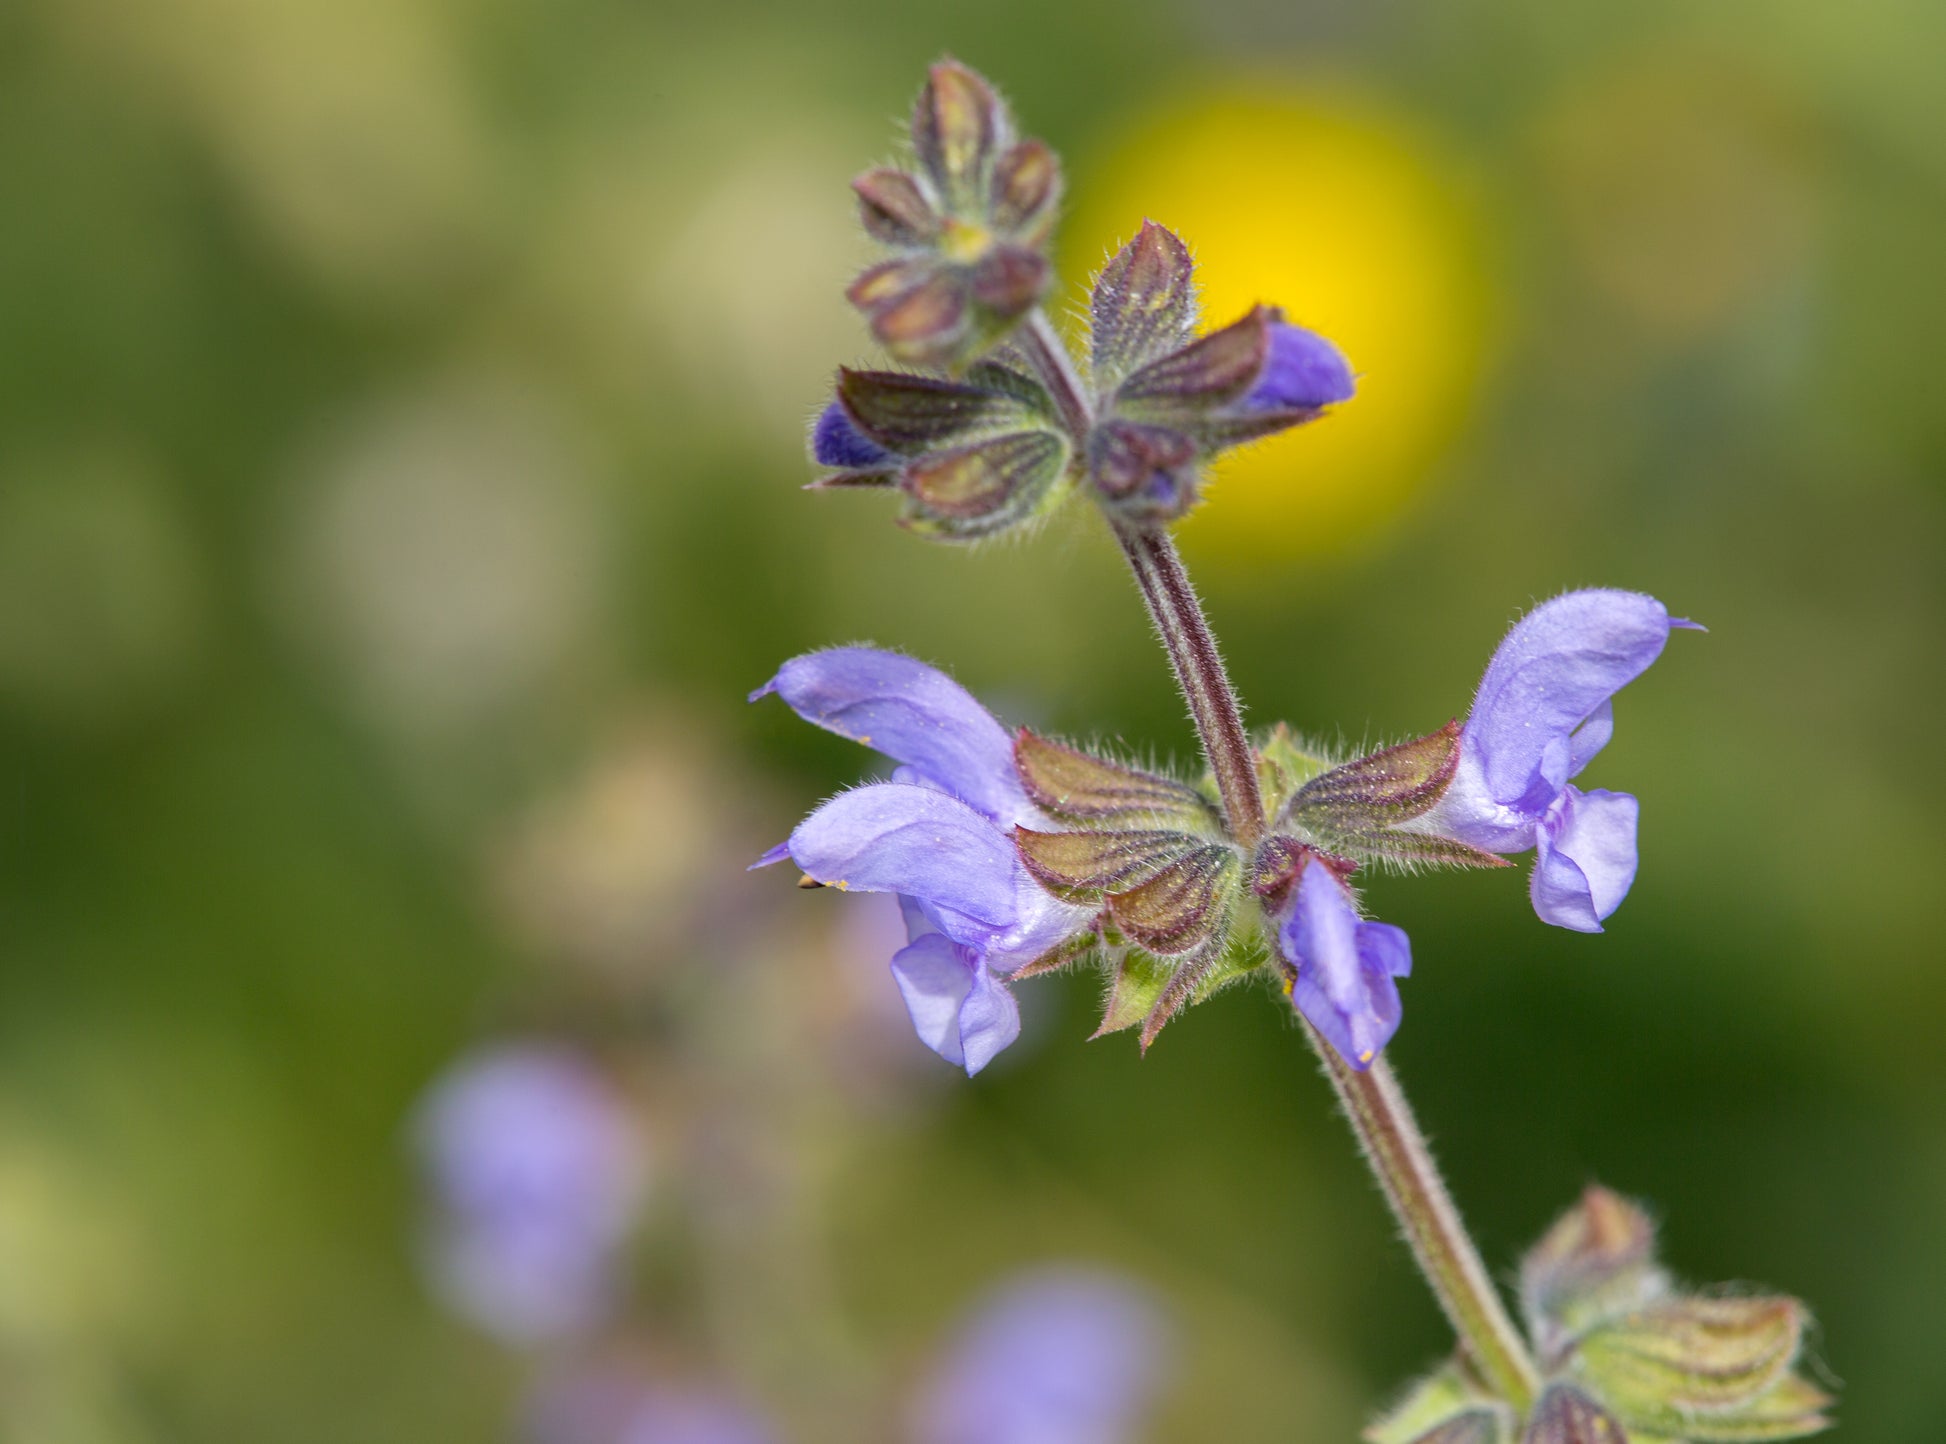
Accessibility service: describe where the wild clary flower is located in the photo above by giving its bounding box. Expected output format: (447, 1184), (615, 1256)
(758, 593), (1693, 1077)
(413, 1044), (647, 1343)
(765, 58), (1829, 1444)
(1405, 589), (1701, 932)
(913, 1267), (1171, 1444)
(751, 648), (1092, 1074)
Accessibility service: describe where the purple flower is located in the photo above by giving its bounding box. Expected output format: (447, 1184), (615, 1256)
(526, 1370), (776, 1444)
(752, 648), (1091, 1075)
(413, 1044), (647, 1344)
(811, 400), (896, 471)
(1240, 320), (1356, 412)
(1277, 855), (1414, 1070)
(1412, 589), (1698, 932)
(913, 1267), (1172, 1444)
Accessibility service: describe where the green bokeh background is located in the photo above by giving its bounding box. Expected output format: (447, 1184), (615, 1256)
(2, 0), (1942, 1439)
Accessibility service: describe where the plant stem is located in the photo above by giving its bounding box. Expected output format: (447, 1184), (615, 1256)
(1113, 526), (1266, 850)
(1313, 1032), (1542, 1410)
(1017, 310), (1094, 439)
(1111, 521), (1541, 1410)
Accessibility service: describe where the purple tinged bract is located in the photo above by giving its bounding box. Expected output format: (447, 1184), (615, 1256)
(913, 1267), (1172, 1444)
(1241, 320), (1357, 412)
(1277, 856), (1413, 1070)
(752, 648), (1090, 1075)
(1412, 589), (1698, 932)
(413, 1044), (647, 1344)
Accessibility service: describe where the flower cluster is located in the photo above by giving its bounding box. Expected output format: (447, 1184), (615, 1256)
(757, 590), (1689, 1074)
(845, 59), (1061, 370)
(1370, 1187), (1831, 1444)
(811, 64), (1354, 540)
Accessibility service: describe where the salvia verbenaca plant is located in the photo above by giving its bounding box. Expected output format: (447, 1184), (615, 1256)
(757, 59), (1833, 1443)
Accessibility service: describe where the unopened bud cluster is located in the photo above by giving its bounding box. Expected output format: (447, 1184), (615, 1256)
(1370, 1187), (1832, 1444)
(815, 60), (1354, 539)
(847, 60), (1060, 370)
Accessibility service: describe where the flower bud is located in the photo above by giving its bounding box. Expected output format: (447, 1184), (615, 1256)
(1080, 223), (1356, 526)
(1242, 320), (1357, 412)
(1575, 1297), (1803, 1418)
(1519, 1187), (1667, 1351)
(844, 60), (1062, 370)
(812, 401), (896, 472)
(808, 363), (1073, 539)
(1519, 1385), (1623, 1444)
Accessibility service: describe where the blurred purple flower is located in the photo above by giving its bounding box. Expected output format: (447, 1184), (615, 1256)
(1411, 589), (1699, 931)
(1240, 320), (1356, 412)
(413, 1043), (647, 1344)
(751, 648), (1091, 1075)
(527, 1369), (775, 1444)
(914, 1267), (1172, 1444)
(1276, 855), (1413, 1070)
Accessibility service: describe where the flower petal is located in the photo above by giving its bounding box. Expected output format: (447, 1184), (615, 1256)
(1279, 860), (1411, 1069)
(1421, 590), (1682, 852)
(1464, 590), (1677, 814)
(748, 840), (792, 871)
(1241, 320), (1356, 411)
(987, 877), (1094, 974)
(789, 783), (1019, 932)
(890, 932), (976, 1068)
(1567, 699), (1614, 778)
(1530, 786), (1639, 932)
(956, 961), (1022, 1075)
(754, 648), (1028, 823)
(812, 400), (897, 470)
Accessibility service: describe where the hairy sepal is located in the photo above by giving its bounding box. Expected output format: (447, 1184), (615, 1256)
(1013, 729), (1218, 828)
(1090, 221), (1197, 387)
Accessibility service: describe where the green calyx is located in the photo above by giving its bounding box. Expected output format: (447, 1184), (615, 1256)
(1367, 1187), (1833, 1444)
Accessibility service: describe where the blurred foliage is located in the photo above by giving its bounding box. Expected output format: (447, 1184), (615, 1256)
(1, 0), (1943, 1439)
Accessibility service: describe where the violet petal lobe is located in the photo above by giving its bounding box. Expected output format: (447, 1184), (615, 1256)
(1530, 786), (1639, 933)
(1279, 860), (1412, 1069)
(812, 399), (896, 470)
(789, 783), (1021, 933)
(1462, 590), (1676, 815)
(1567, 699), (1615, 778)
(891, 932), (979, 1070)
(753, 648), (1029, 823)
(1240, 321), (1356, 412)
(956, 953), (1024, 1074)
(748, 840), (792, 871)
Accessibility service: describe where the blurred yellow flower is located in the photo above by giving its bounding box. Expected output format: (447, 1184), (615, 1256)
(1066, 82), (1493, 572)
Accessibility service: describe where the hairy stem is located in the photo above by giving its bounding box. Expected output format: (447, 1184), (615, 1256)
(1111, 521), (1541, 1409)
(1016, 309), (1094, 439)
(1314, 1034), (1542, 1409)
(1115, 528), (1266, 849)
